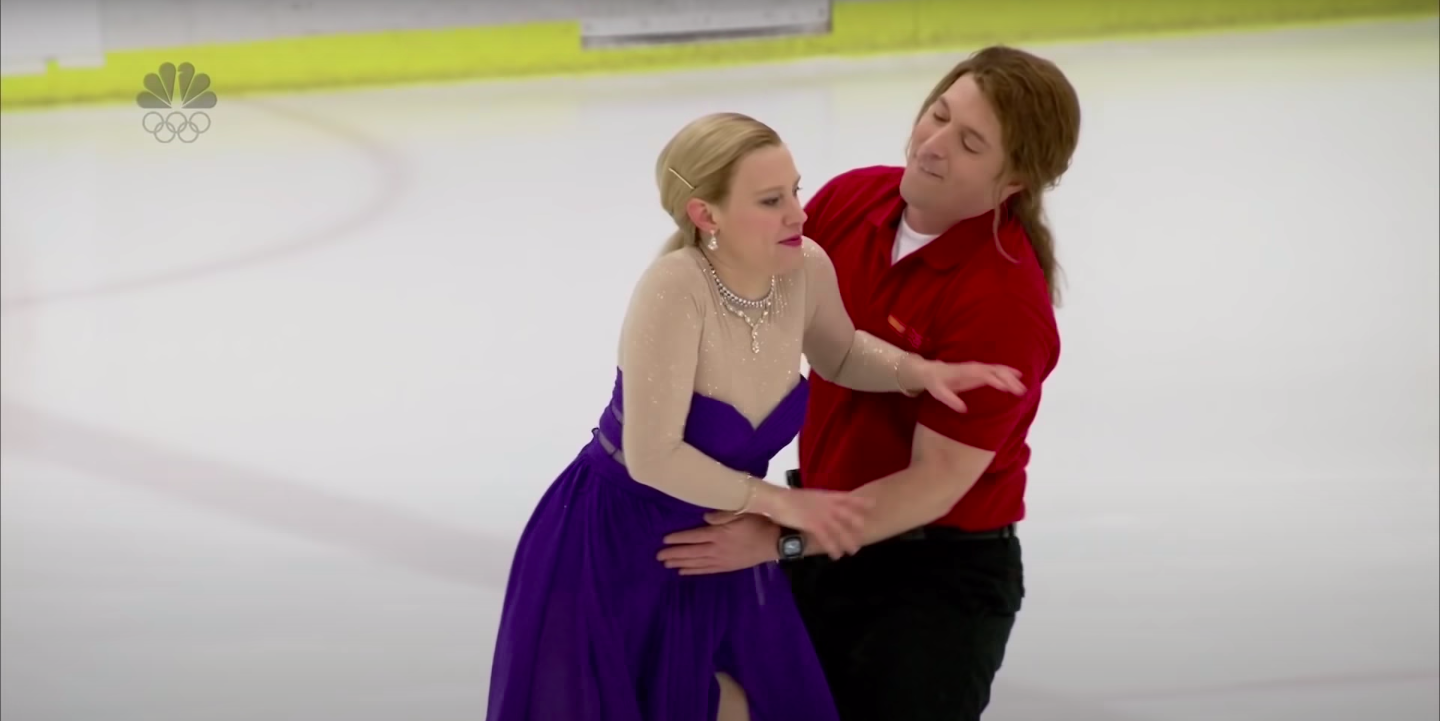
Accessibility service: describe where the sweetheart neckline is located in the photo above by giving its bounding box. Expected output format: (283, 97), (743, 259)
(688, 376), (809, 435)
(613, 367), (809, 437)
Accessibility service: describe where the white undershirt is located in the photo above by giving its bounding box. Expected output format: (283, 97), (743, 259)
(892, 215), (941, 264)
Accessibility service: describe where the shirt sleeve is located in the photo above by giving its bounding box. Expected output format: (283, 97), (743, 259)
(617, 254), (761, 510)
(915, 295), (1057, 451)
(800, 237), (917, 393)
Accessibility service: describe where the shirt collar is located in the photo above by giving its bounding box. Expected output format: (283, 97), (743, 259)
(866, 192), (1014, 270)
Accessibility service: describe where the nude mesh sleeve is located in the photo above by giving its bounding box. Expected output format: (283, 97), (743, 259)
(617, 255), (760, 511)
(800, 238), (920, 393)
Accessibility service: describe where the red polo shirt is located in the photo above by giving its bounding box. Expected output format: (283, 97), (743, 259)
(797, 165), (1060, 531)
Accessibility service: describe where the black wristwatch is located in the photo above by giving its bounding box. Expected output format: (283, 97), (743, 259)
(777, 525), (805, 561)
(778, 470), (806, 561)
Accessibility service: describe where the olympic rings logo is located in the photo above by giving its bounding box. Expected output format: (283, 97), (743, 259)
(142, 110), (211, 143)
(136, 62), (218, 144)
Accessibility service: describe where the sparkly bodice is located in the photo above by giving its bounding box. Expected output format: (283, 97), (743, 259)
(595, 369), (809, 483)
(593, 238), (914, 511)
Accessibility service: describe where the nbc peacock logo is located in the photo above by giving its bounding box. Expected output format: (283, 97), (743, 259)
(136, 62), (217, 143)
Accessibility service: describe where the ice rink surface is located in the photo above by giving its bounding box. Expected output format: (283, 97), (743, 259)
(2, 16), (1437, 721)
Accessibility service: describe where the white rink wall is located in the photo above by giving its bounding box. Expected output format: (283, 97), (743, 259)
(0, 0), (831, 75)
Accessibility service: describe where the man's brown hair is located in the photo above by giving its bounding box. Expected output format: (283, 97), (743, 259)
(917, 46), (1082, 305)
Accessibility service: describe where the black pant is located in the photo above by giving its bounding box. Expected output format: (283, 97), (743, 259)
(782, 529), (1024, 721)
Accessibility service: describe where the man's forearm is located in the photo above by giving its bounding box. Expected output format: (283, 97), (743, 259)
(799, 462), (978, 557)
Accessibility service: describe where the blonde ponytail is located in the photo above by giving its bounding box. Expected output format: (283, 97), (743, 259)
(658, 228), (692, 255)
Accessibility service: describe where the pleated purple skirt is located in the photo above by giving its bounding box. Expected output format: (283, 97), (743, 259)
(485, 371), (839, 720)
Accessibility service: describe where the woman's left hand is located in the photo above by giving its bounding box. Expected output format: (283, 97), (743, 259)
(918, 360), (1026, 413)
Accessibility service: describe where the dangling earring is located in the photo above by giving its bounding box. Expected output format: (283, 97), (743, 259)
(706, 229), (719, 251)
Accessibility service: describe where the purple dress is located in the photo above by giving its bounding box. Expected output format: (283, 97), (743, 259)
(485, 368), (840, 720)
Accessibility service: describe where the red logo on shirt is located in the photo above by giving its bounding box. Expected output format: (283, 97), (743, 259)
(887, 315), (925, 349)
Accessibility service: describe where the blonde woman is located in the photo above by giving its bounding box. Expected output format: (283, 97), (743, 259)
(486, 112), (1025, 720)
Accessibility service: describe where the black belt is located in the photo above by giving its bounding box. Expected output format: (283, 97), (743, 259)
(890, 523), (1015, 542)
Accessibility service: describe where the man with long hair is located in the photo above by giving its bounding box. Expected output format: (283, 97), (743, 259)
(658, 45), (1082, 719)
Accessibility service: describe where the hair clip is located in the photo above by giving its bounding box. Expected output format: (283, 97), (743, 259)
(667, 166), (695, 190)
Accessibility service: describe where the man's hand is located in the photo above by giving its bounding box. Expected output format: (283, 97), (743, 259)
(657, 512), (781, 575)
(657, 424), (1000, 575)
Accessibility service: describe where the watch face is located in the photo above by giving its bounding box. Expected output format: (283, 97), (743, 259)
(781, 536), (803, 557)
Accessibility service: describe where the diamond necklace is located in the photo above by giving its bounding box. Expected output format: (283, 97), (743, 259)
(705, 261), (775, 354)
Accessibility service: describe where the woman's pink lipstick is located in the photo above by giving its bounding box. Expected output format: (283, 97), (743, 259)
(779, 235), (802, 247)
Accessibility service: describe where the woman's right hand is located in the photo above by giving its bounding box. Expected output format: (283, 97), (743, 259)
(750, 484), (874, 559)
